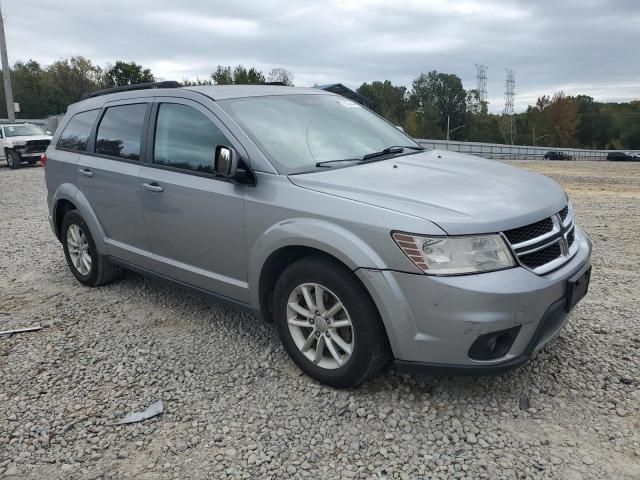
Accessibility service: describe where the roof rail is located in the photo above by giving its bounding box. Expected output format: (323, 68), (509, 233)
(81, 80), (182, 100)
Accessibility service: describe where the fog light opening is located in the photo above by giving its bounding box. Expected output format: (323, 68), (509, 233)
(469, 326), (521, 361)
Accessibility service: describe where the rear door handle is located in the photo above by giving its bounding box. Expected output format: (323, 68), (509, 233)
(78, 168), (94, 177)
(142, 182), (164, 193)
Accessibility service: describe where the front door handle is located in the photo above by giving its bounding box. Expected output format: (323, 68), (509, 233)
(78, 168), (94, 177)
(142, 182), (164, 193)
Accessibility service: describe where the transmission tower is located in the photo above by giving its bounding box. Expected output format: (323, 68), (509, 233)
(475, 64), (488, 112)
(502, 69), (516, 144)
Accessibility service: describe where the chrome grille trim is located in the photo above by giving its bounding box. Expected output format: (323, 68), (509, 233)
(503, 205), (578, 275)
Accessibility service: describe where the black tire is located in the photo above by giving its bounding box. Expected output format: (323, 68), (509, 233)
(273, 255), (390, 388)
(6, 150), (21, 169)
(61, 210), (120, 287)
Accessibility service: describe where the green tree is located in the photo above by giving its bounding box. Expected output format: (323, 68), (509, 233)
(622, 122), (640, 149)
(575, 96), (616, 149)
(410, 71), (467, 139)
(211, 65), (233, 85)
(103, 60), (154, 87)
(233, 65), (265, 84)
(46, 56), (104, 109)
(211, 65), (266, 85)
(356, 80), (407, 126)
(11, 60), (49, 117)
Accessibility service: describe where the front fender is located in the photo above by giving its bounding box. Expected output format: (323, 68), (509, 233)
(248, 218), (388, 309)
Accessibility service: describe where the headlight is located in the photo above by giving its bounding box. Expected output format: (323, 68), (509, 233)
(10, 140), (26, 146)
(392, 232), (515, 275)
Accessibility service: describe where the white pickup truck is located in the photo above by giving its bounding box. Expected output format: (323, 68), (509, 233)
(1, 123), (53, 169)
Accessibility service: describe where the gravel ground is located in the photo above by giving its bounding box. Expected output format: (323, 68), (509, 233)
(0, 160), (639, 480)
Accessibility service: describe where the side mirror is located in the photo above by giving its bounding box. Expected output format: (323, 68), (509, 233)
(214, 145), (238, 178)
(46, 131), (52, 135)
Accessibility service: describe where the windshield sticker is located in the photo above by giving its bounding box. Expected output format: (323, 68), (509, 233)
(7, 127), (14, 131)
(338, 100), (361, 108)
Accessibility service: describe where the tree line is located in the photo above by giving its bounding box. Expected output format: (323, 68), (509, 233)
(0, 57), (293, 119)
(357, 75), (640, 149)
(1, 56), (638, 149)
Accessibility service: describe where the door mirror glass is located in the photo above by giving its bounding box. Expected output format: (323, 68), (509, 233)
(214, 145), (238, 177)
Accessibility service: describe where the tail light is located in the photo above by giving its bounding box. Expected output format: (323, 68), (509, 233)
(40, 153), (47, 167)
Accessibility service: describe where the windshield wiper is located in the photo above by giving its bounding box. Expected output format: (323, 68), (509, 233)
(315, 145), (425, 168)
(361, 145), (424, 162)
(315, 158), (361, 168)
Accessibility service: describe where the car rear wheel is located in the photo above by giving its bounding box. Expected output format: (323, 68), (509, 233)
(6, 150), (21, 169)
(273, 256), (390, 388)
(61, 210), (120, 287)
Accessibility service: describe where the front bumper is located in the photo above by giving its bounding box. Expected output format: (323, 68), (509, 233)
(356, 226), (592, 373)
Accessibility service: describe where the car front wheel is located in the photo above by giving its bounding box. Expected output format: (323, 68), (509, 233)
(273, 256), (390, 388)
(6, 150), (21, 169)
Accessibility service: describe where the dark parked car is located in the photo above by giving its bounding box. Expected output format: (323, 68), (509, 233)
(607, 152), (638, 162)
(544, 151), (572, 161)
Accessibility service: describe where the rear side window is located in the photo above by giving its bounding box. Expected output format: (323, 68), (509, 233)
(95, 104), (147, 160)
(57, 109), (100, 151)
(153, 103), (230, 174)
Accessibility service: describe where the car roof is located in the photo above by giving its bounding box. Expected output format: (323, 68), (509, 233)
(184, 85), (329, 100)
(67, 85), (334, 113)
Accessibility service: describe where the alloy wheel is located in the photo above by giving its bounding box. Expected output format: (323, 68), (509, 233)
(286, 283), (354, 369)
(66, 224), (92, 275)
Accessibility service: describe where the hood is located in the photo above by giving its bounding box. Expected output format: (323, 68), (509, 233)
(5, 135), (52, 143)
(288, 150), (567, 235)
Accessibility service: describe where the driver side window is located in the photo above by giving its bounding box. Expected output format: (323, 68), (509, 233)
(154, 103), (230, 175)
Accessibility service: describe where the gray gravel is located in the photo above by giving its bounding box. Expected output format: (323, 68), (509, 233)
(1, 160), (639, 479)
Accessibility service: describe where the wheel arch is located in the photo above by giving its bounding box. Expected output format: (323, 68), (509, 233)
(250, 218), (389, 323)
(51, 186), (107, 251)
(53, 198), (77, 241)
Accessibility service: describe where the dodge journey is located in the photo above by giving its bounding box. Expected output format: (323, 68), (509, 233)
(44, 82), (592, 387)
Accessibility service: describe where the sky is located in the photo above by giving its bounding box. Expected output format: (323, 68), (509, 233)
(3, 0), (639, 112)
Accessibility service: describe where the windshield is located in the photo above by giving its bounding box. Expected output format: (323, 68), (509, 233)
(218, 94), (420, 174)
(4, 124), (45, 137)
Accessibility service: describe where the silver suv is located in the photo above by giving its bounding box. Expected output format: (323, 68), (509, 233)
(44, 82), (592, 387)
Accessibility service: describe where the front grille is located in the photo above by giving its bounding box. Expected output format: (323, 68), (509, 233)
(519, 243), (562, 269)
(25, 139), (50, 153)
(502, 204), (576, 274)
(567, 228), (575, 247)
(559, 206), (569, 222)
(504, 217), (554, 244)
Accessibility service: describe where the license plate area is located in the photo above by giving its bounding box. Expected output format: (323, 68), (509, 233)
(566, 265), (591, 312)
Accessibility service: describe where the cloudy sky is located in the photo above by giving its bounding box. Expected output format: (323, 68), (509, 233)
(4, 0), (639, 112)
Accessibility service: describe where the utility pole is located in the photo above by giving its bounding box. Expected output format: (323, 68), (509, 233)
(0, 0), (15, 121)
(446, 115), (466, 141)
(447, 115), (450, 141)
